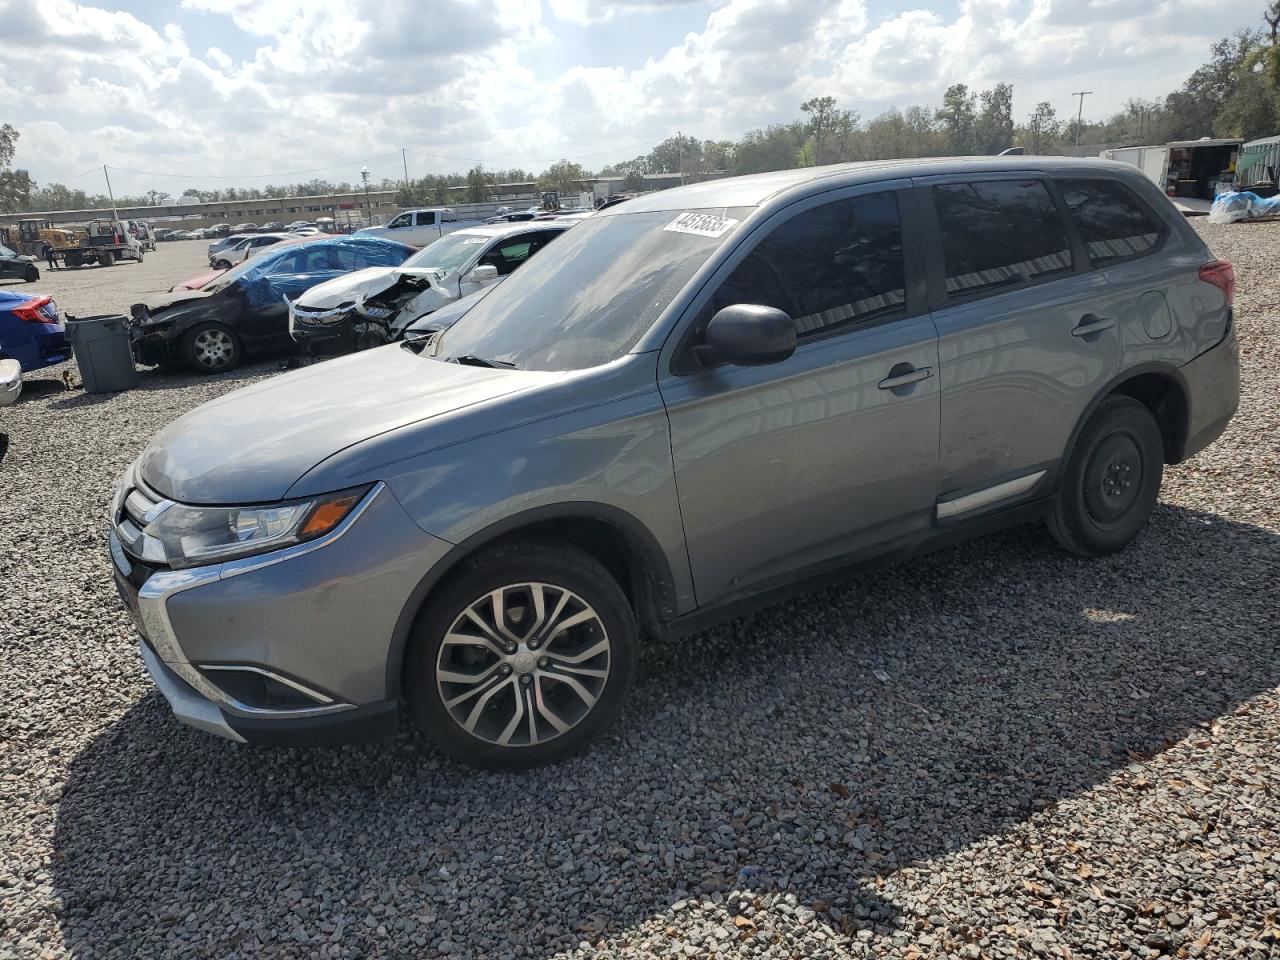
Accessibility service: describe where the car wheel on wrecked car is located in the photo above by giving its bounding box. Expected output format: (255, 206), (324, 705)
(183, 322), (242, 374)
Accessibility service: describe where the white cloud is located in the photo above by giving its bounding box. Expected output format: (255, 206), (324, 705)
(0, 0), (1266, 195)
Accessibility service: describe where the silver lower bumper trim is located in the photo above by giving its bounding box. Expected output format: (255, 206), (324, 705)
(138, 639), (246, 743)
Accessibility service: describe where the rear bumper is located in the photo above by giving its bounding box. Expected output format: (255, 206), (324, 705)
(1180, 313), (1240, 461)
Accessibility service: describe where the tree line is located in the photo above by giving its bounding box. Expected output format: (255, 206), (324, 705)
(4, 18), (1280, 215)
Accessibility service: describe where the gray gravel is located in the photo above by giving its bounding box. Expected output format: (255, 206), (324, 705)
(1, 220), (1278, 959)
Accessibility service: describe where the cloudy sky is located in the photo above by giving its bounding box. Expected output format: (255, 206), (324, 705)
(0, 0), (1262, 196)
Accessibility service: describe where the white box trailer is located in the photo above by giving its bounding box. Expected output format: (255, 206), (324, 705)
(1103, 145), (1169, 186)
(1102, 138), (1242, 201)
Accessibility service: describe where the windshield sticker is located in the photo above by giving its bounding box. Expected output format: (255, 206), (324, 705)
(664, 212), (739, 238)
(460, 237), (487, 244)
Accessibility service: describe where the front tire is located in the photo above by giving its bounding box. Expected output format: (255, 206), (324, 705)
(23, 265), (38, 282)
(182, 322), (241, 373)
(213, 259), (231, 270)
(405, 542), (638, 769)
(1047, 395), (1164, 556)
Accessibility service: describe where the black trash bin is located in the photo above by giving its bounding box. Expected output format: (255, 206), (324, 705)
(66, 314), (140, 394)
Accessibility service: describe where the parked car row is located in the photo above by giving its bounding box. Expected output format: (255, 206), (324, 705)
(108, 158), (1239, 772)
(130, 213), (585, 372)
(130, 235), (416, 371)
(289, 221), (570, 353)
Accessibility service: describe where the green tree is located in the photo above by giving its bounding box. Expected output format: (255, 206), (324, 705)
(465, 165), (490, 203)
(1163, 30), (1264, 140)
(0, 124), (33, 213)
(538, 159), (586, 196)
(646, 134), (702, 174)
(973, 83), (1014, 154)
(621, 168), (645, 192)
(937, 83), (977, 154)
(1022, 101), (1061, 154)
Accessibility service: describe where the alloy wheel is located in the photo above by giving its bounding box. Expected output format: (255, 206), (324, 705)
(435, 582), (611, 747)
(192, 328), (234, 369)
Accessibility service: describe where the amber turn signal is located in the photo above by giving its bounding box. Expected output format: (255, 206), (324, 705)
(300, 493), (363, 538)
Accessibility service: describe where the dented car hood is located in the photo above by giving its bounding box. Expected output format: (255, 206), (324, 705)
(295, 266), (452, 314)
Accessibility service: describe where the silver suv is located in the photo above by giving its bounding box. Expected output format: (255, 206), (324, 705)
(109, 158), (1239, 768)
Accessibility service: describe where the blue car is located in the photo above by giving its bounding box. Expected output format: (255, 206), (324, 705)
(0, 291), (71, 373)
(129, 235), (415, 373)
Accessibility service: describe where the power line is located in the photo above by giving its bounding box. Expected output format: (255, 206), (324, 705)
(107, 150), (404, 181)
(43, 136), (674, 191)
(404, 138), (661, 168)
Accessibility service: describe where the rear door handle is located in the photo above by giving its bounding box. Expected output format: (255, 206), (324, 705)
(878, 365), (932, 390)
(1072, 315), (1115, 338)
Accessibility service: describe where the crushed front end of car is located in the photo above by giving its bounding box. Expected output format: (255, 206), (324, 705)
(289, 273), (444, 355)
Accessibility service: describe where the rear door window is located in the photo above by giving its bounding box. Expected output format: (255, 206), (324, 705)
(700, 191), (907, 340)
(1058, 179), (1167, 266)
(933, 180), (1072, 299)
(415, 212), (438, 227)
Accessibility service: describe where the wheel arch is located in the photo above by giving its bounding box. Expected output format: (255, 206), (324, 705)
(1061, 363), (1191, 478)
(385, 503), (679, 697)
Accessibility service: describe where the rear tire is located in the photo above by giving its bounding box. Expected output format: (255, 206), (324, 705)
(182, 322), (241, 373)
(405, 542), (638, 770)
(1047, 395), (1164, 556)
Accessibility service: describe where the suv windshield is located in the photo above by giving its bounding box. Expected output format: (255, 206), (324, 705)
(436, 208), (749, 371)
(402, 232), (487, 276)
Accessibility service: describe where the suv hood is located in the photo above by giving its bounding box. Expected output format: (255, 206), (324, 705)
(138, 345), (557, 504)
(294, 266), (445, 310)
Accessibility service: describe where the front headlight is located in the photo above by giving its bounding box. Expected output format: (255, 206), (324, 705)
(143, 486), (370, 569)
(355, 301), (394, 320)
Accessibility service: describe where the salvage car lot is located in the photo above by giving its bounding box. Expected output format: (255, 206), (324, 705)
(1, 219), (1277, 958)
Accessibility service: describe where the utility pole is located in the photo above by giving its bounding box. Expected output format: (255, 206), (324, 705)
(103, 165), (119, 220)
(401, 148), (410, 192)
(1071, 91), (1092, 148)
(361, 166), (371, 226)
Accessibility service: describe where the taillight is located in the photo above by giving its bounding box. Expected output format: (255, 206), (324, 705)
(1199, 259), (1235, 305)
(11, 296), (56, 324)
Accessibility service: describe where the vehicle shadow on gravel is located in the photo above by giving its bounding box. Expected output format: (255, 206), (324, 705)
(51, 504), (1280, 958)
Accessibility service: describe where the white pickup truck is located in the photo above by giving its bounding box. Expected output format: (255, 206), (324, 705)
(356, 208), (477, 248)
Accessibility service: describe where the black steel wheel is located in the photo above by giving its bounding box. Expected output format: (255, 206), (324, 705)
(1047, 395), (1164, 556)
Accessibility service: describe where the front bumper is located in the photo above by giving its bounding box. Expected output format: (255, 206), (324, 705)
(289, 305), (396, 353)
(110, 481), (453, 745)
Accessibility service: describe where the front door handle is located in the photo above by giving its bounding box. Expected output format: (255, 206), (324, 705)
(878, 364), (932, 390)
(1072, 314), (1115, 338)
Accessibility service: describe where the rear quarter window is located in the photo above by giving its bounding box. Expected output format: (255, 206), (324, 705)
(1058, 178), (1167, 267)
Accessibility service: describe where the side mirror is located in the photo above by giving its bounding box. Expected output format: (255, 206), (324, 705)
(467, 264), (499, 284)
(696, 304), (797, 368)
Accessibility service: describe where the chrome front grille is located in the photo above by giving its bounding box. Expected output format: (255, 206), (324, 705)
(114, 475), (171, 565)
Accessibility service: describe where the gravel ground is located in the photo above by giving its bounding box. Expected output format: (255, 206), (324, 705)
(1, 220), (1277, 960)
(4, 240), (216, 320)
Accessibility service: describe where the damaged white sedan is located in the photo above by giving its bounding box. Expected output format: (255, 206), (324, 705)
(288, 221), (571, 355)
